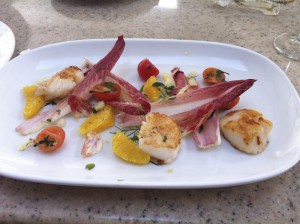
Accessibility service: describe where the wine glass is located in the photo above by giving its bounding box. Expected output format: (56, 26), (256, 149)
(216, 0), (297, 15)
(274, 33), (300, 61)
(273, 0), (299, 60)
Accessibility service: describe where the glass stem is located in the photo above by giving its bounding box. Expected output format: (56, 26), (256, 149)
(296, 34), (300, 42)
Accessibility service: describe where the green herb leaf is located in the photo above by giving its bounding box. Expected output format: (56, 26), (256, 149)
(92, 108), (98, 114)
(152, 82), (165, 87)
(163, 135), (167, 142)
(112, 126), (141, 142)
(85, 163), (95, 170)
(89, 82), (117, 94)
(89, 89), (110, 94)
(130, 135), (139, 141)
(152, 82), (175, 99)
(164, 85), (175, 90)
(104, 82), (116, 92)
(140, 84), (144, 92)
(33, 135), (55, 147)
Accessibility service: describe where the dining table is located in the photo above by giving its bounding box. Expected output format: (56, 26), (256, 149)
(0, 0), (300, 223)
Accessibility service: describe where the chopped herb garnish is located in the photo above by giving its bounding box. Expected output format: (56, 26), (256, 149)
(152, 82), (165, 87)
(89, 89), (110, 94)
(92, 108), (98, 114)
(33, 135), (55, 147)
(130, 135), (139, 141)
(152, 82), (175, 99)
(140, 84), (144, 92)
(163, 135), (167, 142)
(165, 86), (175, 91)
(46, 119), (52, 123)
(213, 70), (229, 82)
(111, 126), (140, 142)
(152, 82), (174, 90)
(198, 125), (204, 133)
(85, 163), (95, 170)
(104, 82), (116, 91)
(44, 101), (57, 106)
(89, 82), (117, 94)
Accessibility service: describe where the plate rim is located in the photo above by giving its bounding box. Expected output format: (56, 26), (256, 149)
(0, 21), (15, 68)
(1, 38), (300, 189)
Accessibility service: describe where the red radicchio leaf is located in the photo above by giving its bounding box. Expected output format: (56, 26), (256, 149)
(68, 94), (93, 119)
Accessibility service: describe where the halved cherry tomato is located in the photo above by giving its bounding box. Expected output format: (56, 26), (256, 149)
(137, 58), (160, 81)
(34, 126), (65, 152)
(203, 67), (240, 109)
(221, 97), (240, 110)
(202, 67), (229, 84)
(90, 82), (121, 102)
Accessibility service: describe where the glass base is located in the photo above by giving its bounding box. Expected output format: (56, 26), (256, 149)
(274, 33), (300, 61)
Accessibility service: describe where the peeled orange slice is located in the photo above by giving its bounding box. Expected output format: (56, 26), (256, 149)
(79, 105), (115, 135)
(112, 131), (150, 165)
(22, 85), (45, 120)
(143, 76), (160, 102)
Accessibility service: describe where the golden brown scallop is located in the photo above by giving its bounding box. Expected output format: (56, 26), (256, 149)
(220, 109), (273, 154)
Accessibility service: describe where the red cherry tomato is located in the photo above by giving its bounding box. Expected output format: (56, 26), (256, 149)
(202, 67), (228, 85)
(35, 126), (65, 152)
(137, 58), (160, 81)
(221, 97), (240, 110)
(90, 82), (121, 102)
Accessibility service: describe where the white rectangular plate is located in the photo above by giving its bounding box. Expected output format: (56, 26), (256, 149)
(0, 38), (300, 189)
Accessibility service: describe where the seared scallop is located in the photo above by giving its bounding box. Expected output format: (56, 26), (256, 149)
(138, 112), (181, 163)
(220, 109), (273, 154)
(36, 66), (84, 101)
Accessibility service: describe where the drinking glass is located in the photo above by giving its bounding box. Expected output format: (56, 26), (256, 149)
(215, 0), (299, 60)
(216, 0), (296, 15)
(274, 33), (300, 61)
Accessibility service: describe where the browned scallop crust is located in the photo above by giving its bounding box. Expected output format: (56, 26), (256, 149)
(138, 112), (181, 150)
(57, 66), (83, 82)
(35, 66), (84, 101)
(220, 109), (273, 154)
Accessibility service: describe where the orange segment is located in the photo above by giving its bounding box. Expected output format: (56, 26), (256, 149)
(79, 105), (115, 135)
(22, 85), (45, 120)
(112, 131), (150, 165)
(143, 76), (160, 102)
